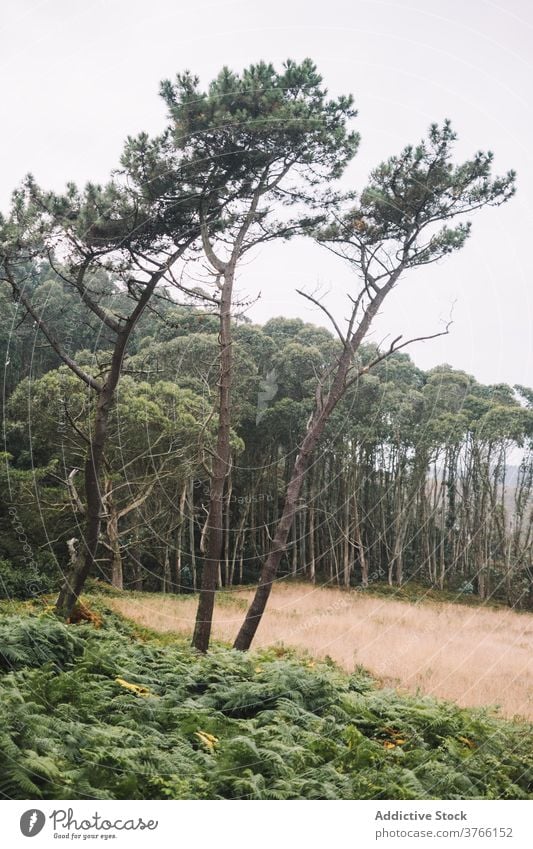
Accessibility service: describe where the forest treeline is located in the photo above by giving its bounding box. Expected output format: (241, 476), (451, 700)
(2, 265), (532, 609)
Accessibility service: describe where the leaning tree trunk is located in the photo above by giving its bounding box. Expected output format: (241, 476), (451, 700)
(233, 429), (320, 649)
(233, 360), (351, 651)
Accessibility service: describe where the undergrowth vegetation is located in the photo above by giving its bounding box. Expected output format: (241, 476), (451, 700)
(0, 605), (531, 800)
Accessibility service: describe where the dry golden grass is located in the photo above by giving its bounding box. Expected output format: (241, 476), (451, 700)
(108, 582), (533, 721)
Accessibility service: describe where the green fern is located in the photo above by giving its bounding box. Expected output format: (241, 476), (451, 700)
(0, 615), (84, 672)
(0, 611), (531, 800)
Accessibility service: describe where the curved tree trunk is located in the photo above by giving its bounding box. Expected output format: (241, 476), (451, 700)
(54, 259), (172, 620)
(55, 376), (116, 619)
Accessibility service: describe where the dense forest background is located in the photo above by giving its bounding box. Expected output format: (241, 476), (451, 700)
(2, 261), (532, 609)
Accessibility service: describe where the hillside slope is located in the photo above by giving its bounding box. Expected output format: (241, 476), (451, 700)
(108, 583), (533, 721)
(0, 605), (531, 800)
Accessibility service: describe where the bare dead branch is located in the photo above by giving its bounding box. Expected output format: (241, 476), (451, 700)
(296, 288), (346, 344)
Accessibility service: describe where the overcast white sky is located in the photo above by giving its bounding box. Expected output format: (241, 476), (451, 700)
(1, 0), (532, 387)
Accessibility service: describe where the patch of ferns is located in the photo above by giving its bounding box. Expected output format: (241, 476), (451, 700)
(0, 610), (531, 800)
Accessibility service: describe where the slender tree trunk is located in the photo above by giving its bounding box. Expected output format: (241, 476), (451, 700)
(308, 504), (316, 584)
(307, 468), (316, 583)
(103, 477), (123, 591)
(250, 496), (257, 562)
(162, 546), (171, 593)
(174, 483), (187, 593)
(438, 510), (446, 590)
(233, 272), (401, 650)
(192, 267), (234, 651)
(300, 483), (307, 575)
(130, 527), (143, 591)
(188, 478), (197, 591)
(108, 516), (123, 590)
(353, 492), (368, 587)
(343, 480), (351, 588)
(224, 475), (232, 586)
(329, 515), (340, 586)
(233, 432), (318, 649)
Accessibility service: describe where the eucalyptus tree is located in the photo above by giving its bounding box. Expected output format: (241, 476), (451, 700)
(160, 59), (359, 651)
(6, 365), (210, 591)
(234, 120), (516, 650)
(460, 390), (530, 599)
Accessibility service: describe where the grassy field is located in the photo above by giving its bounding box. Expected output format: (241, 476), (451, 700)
(107, 582), (533, 721)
